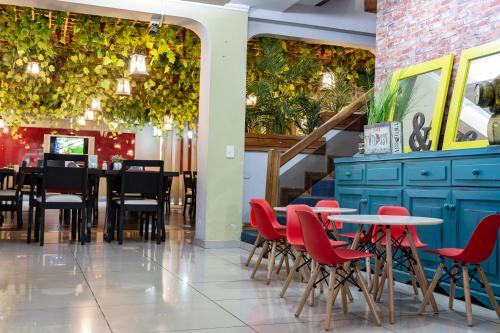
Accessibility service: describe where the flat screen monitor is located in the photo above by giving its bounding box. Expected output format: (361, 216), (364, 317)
(49, 136), (89, 155)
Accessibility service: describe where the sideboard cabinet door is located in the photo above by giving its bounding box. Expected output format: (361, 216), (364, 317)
(365, 188), (403, 214)
(452, 190), (500, 297)
(404, 189), (453, 270)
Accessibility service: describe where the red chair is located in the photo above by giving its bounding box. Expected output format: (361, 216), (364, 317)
(249, 198), (289, 284)
(316, 200), (343, 231)
(419, 214), (500, 326)
(374, 206), (428, 299)
(295, 209), (382, 331)
(280, 204), (347, 298)
(245, 201), (285, 267)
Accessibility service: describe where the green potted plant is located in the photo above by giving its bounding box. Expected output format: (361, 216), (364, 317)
(111, 155), (123, 170)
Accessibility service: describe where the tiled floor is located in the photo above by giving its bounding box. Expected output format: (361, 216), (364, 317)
(0, 207), (499, 332)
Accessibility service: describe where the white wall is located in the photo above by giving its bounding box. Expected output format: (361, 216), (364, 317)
(242, 151), (268, 223)
(134, 125), (161, 160)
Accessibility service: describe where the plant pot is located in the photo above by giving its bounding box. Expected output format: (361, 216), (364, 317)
(113, 162), (122, 170)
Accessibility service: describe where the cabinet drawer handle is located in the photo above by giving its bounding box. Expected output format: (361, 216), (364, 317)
(449, 204), (455, 210)
(345, 171), (352, 177)
(420, 170), (429, 176)
(472, 169), (480, 176)
(443, 203), (450, 210)
(360, 199), (368, 204)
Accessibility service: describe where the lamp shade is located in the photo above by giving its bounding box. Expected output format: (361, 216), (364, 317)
(116, 78), (131, 96)
(26, 61), (40, 77)
(129, 54), (149, 77)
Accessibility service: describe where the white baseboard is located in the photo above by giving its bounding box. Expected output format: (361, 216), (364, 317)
(193, 239), (241, 249)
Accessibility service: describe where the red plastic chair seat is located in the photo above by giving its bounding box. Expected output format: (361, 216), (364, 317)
(294, 239), (348, 251)
(336, 248), (375, 261)
(425, 248), (463, 259)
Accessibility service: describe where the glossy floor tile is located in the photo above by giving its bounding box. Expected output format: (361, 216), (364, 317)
(0, 207), (498, 332)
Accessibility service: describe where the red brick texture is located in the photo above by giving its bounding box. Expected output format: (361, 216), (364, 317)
(375, 0), (500, 146)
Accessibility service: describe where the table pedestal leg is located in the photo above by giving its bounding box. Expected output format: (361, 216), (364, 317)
(385, 227), (395, 324)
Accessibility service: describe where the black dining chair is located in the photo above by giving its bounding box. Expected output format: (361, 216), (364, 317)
(111, 160), (164, 245)
(183, 171), (196, 218)
(32, 153), (89, 246)
(0, 168), (24, 227)
(164, 175), (174, 215)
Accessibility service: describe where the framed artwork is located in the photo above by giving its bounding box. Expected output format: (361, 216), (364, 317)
(443, 41), (500, 150)
(389, 55), (454, 152)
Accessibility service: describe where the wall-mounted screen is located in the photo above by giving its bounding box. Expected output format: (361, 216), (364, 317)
(49, 136), (89, 155)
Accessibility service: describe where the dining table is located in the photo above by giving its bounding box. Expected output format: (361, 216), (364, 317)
(274, 206), (357, 238)
(20, 166), (178, 242)
(329, 214), (443, 324)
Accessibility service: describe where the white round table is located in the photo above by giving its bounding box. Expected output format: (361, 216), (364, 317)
(329, 214), (443, 323)
(274, 206), (357, 214)
(329, 214), (443, 226)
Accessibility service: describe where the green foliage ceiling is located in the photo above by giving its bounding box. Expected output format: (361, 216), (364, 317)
(247, 37), (375, 100)
(0, 6), (201, 134)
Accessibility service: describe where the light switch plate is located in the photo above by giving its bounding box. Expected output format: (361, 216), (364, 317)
(226, 145), (235, 158)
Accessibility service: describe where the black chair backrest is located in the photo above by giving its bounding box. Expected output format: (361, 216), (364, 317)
(120, 160), (164, 198)
(41, 153), (88, 202)
(164, 175), (173, 194)
(183, 171), (194, 194)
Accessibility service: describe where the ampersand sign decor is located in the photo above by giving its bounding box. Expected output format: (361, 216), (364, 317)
(409, 112), (432, 151)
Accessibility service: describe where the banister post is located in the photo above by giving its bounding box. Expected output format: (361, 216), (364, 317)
(265, 149), (281, 207)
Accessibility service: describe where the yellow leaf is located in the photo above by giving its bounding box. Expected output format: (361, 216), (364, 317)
(83, 67), (90, 75)
(15, 59), (23, 67)
(48, 65), (55, 72)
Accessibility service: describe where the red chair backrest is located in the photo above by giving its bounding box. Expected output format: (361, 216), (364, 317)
(296, 209), (344, 265)
(316, 200), (343, 230)
(286, 204), (312, 247)
(249, 198), (284, 240)
(375, 206), (418, 242)
(457, 214), (500, 264)
(249, 206), (257, 228)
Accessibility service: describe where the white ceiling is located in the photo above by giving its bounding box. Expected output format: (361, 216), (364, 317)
(182, 0), (334, 11)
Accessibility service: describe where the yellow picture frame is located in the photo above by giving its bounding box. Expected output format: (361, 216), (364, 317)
(389, 55), (454, 152)
(442, 41), (500, 150)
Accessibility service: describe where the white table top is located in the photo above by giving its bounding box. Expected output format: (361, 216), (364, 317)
(274, 206), (357, 214)
(329, 214), (443, 226)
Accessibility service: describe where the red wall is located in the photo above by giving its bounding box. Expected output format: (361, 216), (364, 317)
(0, 127), (135, 168)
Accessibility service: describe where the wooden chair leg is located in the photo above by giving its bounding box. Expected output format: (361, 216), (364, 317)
(477, 265), (500, 320)
(341, 281), (348, 314)
(276, 251), (286, 275)
(295, 264), (320, 318)
(245, 234), (261, 267)
(418, 262), (444, 314)
(449, 262), (458, 309)
(310, 261), (316, 306)
(324, 265), (338, 331)
(81, 206), (87, 245)
(462, 265), (473, 327)
(280, 250), (302, 298)
(375, 262), (387, 303)
(251, 241), (268, 279)
(266, 241), (277, 284)
(284, 252), (290, 276)
(354, 264), (382, 326)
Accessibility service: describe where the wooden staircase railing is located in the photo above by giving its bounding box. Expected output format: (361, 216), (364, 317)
(264, 88), (373, 207)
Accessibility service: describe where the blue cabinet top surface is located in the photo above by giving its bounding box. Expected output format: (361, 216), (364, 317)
(335, 147), (500, 164)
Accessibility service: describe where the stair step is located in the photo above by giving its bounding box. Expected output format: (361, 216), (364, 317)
(288, 195), (331, 206)
(241, 229), (258, 245)
(311, 179), (335, 197)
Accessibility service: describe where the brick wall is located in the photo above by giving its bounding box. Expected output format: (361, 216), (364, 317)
(375, 0), (500, 146)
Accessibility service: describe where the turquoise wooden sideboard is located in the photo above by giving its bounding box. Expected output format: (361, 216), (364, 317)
(334, 147), (500, 308)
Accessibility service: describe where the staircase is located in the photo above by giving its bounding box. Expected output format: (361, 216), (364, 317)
(241, 90), (372, 245)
